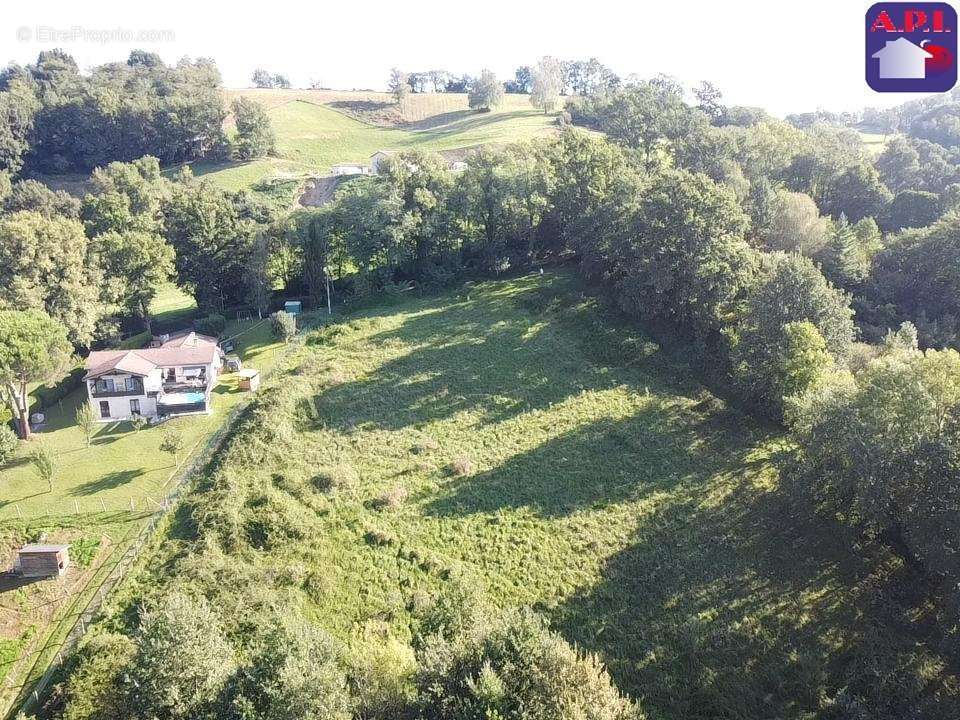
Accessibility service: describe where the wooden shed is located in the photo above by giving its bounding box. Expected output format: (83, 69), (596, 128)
(238, 368), (261, 391)
(16, 544), (70, 578)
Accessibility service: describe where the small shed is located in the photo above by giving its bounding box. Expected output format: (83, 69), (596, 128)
(16, 544), (70, 578)
(284, 301), (302, 316)
(238, 368), (261, 391)
(225, 354), (242, 372)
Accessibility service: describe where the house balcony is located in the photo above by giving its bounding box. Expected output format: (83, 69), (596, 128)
(89, 378), (145, 398)
(161, 378), (208, 393)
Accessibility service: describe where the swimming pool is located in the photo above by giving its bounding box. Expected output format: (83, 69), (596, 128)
(159, 391), (206, 405)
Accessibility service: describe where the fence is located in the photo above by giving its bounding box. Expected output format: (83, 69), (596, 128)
(4, 319), (320, 720)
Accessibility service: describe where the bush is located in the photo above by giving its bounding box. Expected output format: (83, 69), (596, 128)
(195, 313), (226, 337)
(270, 311), (296, 342)
(48, 632), (136, 720)
(0, 425), (17, 464)
(415, 605), (636, 720)
(125, 592), (237, 720)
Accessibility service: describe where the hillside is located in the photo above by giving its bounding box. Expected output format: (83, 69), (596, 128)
(51, 272), (959, 720)
(189, 91), (558, 206)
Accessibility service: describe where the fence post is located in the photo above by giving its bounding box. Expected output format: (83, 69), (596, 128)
(74, 500), (79, 515)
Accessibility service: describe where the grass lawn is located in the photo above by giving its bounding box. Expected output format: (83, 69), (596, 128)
(189, 97), (557, 206)
(81, 271), (959, 720)
(148, 283), (197, 326)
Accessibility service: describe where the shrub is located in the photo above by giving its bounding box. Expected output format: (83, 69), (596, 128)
(49, 632), (136, 720)
(415, 606), (636, 720)
(348, 623), (417, 719)
(228, 617), (353, 720)
(447, 456), (474, 477)
(125, 592), (237, 720)
(195, 313), (226, 337)
(270, 311), (296, 342)
(0, 425), (17, 465)
(372, 485), (408, 511)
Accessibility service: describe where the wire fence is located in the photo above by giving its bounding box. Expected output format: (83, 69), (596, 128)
(3, 321), (320, 720)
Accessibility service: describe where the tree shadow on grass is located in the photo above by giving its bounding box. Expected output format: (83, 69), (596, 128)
(552, 469), (960, 719)
(69, 468), (145, 496)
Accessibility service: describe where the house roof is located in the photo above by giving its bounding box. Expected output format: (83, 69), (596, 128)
(85, 333), (221, 380)
(19, 544), (69, 553)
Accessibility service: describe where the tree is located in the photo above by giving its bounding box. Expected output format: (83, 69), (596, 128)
(232, 97), (276, 159)
(820, 162), (893, 222)
(30, 442), (54, 493)
(693, 80), (726, 124)
(126, 592), (237, 720)
(388, 68), (410, 105)
(788, 347), (960, 601)
(272, 73), (291, 89)
(0, 425), (17, 465)
(733, 252), (855, 415)
(0, 310), (72, 439)
(245, 233), (272, 319)
(270, 310), (296, 342)
(530, 57), (563, 114)
(251, 68), (274, 88)
(883, 189), (941, 231)
(875, 136), (921, 193)
(507, 65), (533, 94)
(160, 428), (184, 466)
(76, 403), (96, 448)
(0, 79), (40, 175)
(0, 211), (106, 345)
(763, 190), (830, 255)
(467, 70), (503, 112)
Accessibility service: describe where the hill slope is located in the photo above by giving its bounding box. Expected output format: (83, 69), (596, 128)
(190, 93), (557, 206)
(53, 271), (959, 720)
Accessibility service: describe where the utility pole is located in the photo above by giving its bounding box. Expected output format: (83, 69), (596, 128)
(324, 266), (332, 315)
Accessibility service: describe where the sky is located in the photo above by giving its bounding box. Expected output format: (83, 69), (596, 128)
(0, 0), (945, 117)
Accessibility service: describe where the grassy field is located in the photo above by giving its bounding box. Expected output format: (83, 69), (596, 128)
(70, 272), (959, 720)
(189, 92), (557, 206)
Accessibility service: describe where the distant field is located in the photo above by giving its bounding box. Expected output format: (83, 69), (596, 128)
(191, 91), (558, 206)
(75, 271), (959, 720)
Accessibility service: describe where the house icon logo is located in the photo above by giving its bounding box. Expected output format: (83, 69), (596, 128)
(866, 3), (957, 92)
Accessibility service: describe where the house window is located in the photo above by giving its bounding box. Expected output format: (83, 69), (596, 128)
(99, 401), (110, 419)
(166, 368), (176, 382)
(130, 399), (140, 415)
(126, 377), (136, 392)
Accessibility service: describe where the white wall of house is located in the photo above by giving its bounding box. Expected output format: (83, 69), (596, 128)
(87, 359), (220, 422)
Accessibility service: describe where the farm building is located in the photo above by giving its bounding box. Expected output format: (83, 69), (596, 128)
(16, 544), (70, 578)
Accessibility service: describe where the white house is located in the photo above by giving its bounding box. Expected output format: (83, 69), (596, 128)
(872, 38), (933, 79)
(83, 331), (224, 422)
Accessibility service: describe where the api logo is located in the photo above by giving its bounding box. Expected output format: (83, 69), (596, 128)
(866, 3), (957, 92)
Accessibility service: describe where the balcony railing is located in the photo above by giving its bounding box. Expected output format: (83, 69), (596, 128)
(161, 379), (208, 393)
(89, 379), (145, 398)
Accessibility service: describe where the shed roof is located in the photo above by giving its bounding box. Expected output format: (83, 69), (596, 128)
(19, 544), (69, 553)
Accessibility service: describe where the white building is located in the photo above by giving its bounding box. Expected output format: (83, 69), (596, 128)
(83, 331), (224, 422)
(331, 163), (370, 176)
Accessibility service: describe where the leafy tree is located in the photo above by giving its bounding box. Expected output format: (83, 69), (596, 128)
(231, 97), (276, 159)
(251, 68), (274, 88)
(530, 57), (563, 114)
(0, 310), (72, 438)
(467, 70), (503, 112)
(160, 428), (184, 466)
(788, 347), (960, 599)
(763, 190), (830, 255)
(272, 74), (291, 89)
(0, 211), (106, 345)
(814, 214), (879, 288)
(564, 58), (620, 96)
(228, 617), (352, 720)
(819, 162), (893, 222)
(507, 65), (533, 94)
(882, 189), (941, 231)
(126, 592), (237, 720)
(612, 168), (757, 336)
(416, 605), (635, 720)
(4, 178), (80, 218)
(0, 79), (40, 175)
(388, 68), (410, 105)
(733, 252), (855, 414)
(96, 230), (175, 332)
(75, 403), (96, 447)
(871, 212), (960, 347)
(30, 442), (55, 493)
(693, 80), (726, 124)
(270, 310), (296, 342)
(0, 424), (17, 465)
(245, 233), (273, 318)
(875, 135), (921, 193)
(162, 175), (260, 311)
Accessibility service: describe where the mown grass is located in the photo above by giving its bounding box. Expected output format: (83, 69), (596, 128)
(81, 271), (960, 720)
